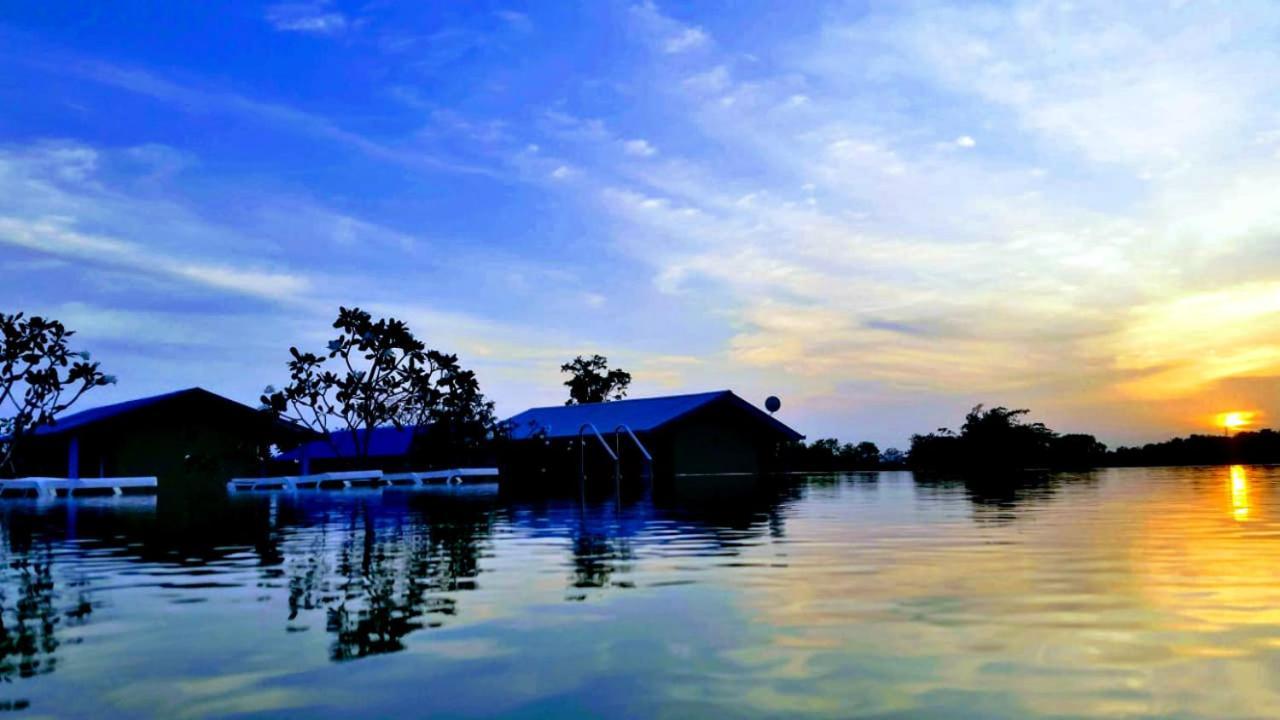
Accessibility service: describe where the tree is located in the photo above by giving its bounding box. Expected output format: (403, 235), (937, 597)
(261, 307), (494, 459)
(842, 441), (881, 468)
(880, 448), (906, 467)
(561, 354), (631, 405)
(908, 405), (1083, 471)
(1, 312), (114, 475)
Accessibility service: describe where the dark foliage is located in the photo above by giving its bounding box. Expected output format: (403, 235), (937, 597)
(1, 312), (114, 476)
(779, 438), (884, 471)
(909, 405), (1107, 471)
(1110, 429), (1280, 467)
(561, 354), (631, 405)
(261, 307), (495, 461)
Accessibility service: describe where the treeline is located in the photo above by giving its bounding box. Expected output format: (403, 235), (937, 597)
(798, 405), (1280, 473)
(778, 438), (906, 472)
(786, 405), (1109, 473)
(909, 405), (1107, 471)
(1110, 430), (1280, 467)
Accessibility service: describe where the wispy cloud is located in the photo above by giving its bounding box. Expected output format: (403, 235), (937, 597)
(265, 2), (349, 35)
(515, 0), (1280, 440)
(630, 1), (712, 54)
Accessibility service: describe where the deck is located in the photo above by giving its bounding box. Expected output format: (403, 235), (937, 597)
(227, 467), (498, 492)
(0, 476), (159, 499)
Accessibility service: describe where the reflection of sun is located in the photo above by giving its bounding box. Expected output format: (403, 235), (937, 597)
(1230, 465), (1250, 522)
(1217, 411), (1257, 433)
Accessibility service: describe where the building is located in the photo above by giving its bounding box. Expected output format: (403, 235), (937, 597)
(501, 390), (803, 480)
(8, 387), (308, 490)
(275, 426), (421, 474)
(273, 423), (497, 474)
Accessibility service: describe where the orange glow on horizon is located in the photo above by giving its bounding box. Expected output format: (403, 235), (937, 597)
(1216, 411), (1259, 433)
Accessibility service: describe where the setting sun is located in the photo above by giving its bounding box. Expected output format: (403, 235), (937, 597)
(1217, 411), (1258, 433)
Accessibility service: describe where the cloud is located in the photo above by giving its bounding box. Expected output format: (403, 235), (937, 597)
(46, 58), (504, 179)
(495, 11), (533, 33)
(623, 139), (657, 157)
(664, 27), (708, 54)
(0, 215), (309, 302)
(511, 0), (1280, 442)
(265, 2), (349, 35)
(630, 1), (712, 54)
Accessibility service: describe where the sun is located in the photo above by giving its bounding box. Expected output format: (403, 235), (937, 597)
(1216, 411), (1257, 433)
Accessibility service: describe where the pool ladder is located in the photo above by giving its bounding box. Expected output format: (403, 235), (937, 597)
(578, 423), (653, 493)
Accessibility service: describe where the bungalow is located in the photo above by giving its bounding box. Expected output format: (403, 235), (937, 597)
(275, 426), (420, 474)
(8, 387), (308, 490)
(273, 423), (497, 475)
(501, 390), (803, 480)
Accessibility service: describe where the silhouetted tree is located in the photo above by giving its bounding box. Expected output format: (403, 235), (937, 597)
(1050, 433), (1108, 469)
(844, 441), (881, 468)
(909, 405), (1106, 471)
(261, 307), (494, 459)
(1, 312), (114, 476)
(561, 354), (631, 405)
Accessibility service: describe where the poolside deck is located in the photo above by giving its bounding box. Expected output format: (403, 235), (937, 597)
(0, 476), (159, 499)
(228, 468), (498, 492)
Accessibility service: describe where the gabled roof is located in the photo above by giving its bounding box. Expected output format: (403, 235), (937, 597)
(276, 425), (421, 461)
(503, 390), (803, 442)
(28, 387), (292, 437)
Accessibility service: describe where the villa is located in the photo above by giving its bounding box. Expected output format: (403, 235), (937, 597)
(8, 387), (308, 490)
(501, 390), (803, 480)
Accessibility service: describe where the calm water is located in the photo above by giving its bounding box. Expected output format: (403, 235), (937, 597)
(2, 466), (1279, 719)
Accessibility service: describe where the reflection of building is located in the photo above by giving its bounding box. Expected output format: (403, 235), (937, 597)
(502, 390), (803, 479)
(11, 388), (307, 489)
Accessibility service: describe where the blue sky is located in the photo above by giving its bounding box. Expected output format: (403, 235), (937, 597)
(4, 0), (1280, 447)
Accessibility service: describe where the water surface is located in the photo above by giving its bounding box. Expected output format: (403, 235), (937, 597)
(2, 466), (1279, 718)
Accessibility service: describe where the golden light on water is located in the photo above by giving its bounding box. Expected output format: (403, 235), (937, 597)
(1217, 411), (1258, 433)
(1230, 465), (1250, 522)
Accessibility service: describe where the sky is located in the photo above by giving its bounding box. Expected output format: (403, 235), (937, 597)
(3, 0), (1280, 449)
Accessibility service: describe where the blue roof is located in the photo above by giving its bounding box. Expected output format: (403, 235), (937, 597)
(27, 387), (256, 437)
(277, 425), (421, 461)
(503, 390), (803, 441)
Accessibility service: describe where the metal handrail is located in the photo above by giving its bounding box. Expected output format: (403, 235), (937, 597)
(613, 424), (653, 463)
(578, 423), (619, 489)
(578, 423), (618, 461)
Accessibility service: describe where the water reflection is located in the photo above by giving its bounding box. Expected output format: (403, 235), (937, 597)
(912, 470), (1102, 524)
(1230, 464), (1250, 521)
(3, 469), (1280, 718)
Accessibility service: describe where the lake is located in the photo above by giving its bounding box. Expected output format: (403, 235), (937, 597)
(1, 465), (1278, 718)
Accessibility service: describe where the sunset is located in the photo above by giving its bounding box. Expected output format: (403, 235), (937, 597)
(5, 1), (1280, 448)
(1219, 411), (1259, 434)
(4, 2), (1280, 718)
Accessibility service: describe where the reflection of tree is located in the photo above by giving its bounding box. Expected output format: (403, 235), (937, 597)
(569, 531), (634, 592)
(0, 546), (90, 682)
(285, 498), (492, 661)
(913, 471), (1101, 524)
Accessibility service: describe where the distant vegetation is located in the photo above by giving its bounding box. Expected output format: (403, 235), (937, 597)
(561, 354), (631, 405)
(909, 405), (1108, 471)
(779, 438), (904, 472)
(1110, 430), (1280, 467)
(785, 405), (1107, 473)
(1, 312), (114, 475)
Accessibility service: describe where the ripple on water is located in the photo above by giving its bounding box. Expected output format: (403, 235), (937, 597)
(1, 468), (1280, 717)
